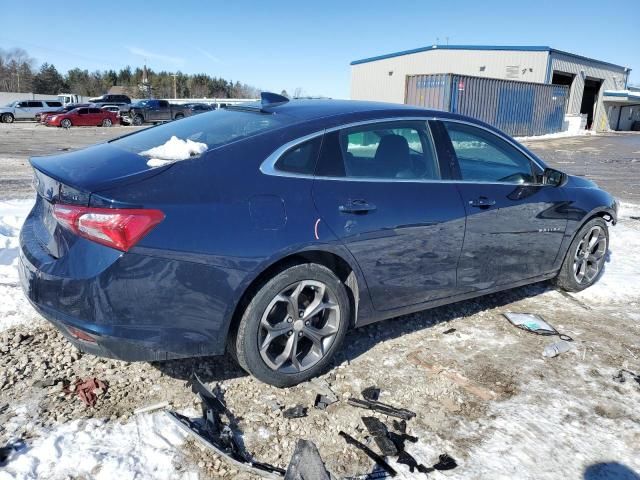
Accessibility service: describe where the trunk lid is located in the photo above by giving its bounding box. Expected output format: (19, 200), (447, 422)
(28, 142), (170, 259)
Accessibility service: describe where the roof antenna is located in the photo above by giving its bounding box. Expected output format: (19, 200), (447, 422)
(261, 92), (289, 107)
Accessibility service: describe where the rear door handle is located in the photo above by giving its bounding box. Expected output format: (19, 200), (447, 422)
(469, 197), (496, 208)
(339, 199), (377, 214)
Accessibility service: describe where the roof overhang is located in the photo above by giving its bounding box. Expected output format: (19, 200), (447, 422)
(350, 44), (629, 72)
(603, 90), (640, 104)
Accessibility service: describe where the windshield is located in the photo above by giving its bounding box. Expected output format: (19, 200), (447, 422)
(5, 101), (17, 107)
(111, 108), (294, 154)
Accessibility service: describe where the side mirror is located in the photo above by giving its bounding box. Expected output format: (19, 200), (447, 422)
(543, 168), (565, 187)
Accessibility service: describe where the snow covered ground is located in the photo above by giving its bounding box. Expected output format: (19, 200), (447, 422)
(0, 412), (194, 480)
(0, 199), (639, 479)
(0, 200), (39, 331)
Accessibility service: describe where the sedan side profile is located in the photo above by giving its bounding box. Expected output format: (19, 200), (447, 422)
(46, 107), (119, 128)
(19, 93), (617, 386)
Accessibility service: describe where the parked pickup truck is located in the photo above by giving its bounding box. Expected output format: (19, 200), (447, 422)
(124, 100), (191, 125)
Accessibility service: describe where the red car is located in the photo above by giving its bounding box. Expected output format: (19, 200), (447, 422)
(38, 103), (93, 124)
(46, 107), (119, 128)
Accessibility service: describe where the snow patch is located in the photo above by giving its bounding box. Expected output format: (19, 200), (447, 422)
(140, 136), (207, 167)
(0, 412), (195, 480)
(515, 129), (595, 142)
(574, 202), (640, 304)
(0, 199), (40, 331)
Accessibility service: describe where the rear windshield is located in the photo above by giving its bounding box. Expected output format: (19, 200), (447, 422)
(111, 108), (293, 153)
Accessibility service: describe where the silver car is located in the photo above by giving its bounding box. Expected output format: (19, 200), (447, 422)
(0, 100), (63, 123)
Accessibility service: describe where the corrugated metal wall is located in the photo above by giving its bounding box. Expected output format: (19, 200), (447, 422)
(549, 52), (629, 131)
(406, 74), (569, 136)
(351, 49), (548, 103)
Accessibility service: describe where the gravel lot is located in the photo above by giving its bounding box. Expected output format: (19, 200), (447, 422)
(0, 123), (639, 479)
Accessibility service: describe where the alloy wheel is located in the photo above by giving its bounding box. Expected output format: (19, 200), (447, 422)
(573, 225), (607, 285)
(102, 118), (112, 127)
(258, 280), (340, 374)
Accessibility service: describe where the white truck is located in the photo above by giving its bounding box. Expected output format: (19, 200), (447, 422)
(57, 93), (81, 106)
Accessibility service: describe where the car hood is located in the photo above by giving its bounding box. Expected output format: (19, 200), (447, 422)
(565, 174), (598, 189)
(0, 107), (13, 113)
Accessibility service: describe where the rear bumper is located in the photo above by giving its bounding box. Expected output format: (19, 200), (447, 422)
(19, 219), (245, 361)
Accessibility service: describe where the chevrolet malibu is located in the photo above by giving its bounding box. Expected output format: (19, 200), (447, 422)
(19, 93), (617, 387)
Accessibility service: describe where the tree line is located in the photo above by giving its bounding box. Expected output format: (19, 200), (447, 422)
(0, 47), (259, 99)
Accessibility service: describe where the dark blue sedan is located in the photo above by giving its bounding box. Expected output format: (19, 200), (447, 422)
(19, 93), (617, 386)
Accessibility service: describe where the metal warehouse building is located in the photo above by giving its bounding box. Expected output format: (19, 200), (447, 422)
(350, 45), (632, 132)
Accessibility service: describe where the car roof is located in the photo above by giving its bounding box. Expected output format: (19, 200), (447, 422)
(256, 98), (471, 125)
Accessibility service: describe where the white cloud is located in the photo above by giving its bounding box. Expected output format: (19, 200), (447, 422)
(126, 46), (184, 66)
(196, 48), (221, 63)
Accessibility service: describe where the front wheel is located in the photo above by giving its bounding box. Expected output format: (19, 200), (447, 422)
(174, 113), (184, 120)
(1, 113), (14, 123)
(60, 118), (72, 128)
(133, 115), (144, 126)
(553, 217), (609, 292)
(233, 263), (350, 387)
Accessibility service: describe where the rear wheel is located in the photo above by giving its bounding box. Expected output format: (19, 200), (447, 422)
(233, 263), (350, 387)
(554, 217), (609, 292)
(1, 113), (14, 123)
(60, 118), (72, 129)
(102, 118), (112, 127)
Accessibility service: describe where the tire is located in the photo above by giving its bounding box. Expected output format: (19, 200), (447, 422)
(1, 113), (14, 123)
(233, 263), (350, 387)
(133, 115), (144, 126)
(174, 113), (184, 120)
(553, 217), (609, 292)
(60, 118), (72, 129)
(102, 118), (112, 127)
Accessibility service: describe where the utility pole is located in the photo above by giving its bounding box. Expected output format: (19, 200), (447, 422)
(171, 74), (178, 99)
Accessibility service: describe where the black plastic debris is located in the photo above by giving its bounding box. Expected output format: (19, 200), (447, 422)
(613, 369), (640, 385)
(443, 328), (457, 335)
(362, 386), (380, 401)
(0, 440), (26, 466)
(283, 404), (308, 419)
(347, 397), (415, 420)
(165, 374), (285, 478)
(433, 453), (458, 471)
(284, 439), (331, 480)
(392, 419), (406, 433)
(362, 417), (398, 457)
(314, 394), (334, 410)
(339, 431), (397, 477)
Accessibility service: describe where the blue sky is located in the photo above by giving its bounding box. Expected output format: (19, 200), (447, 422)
(1, 0), (637, 98)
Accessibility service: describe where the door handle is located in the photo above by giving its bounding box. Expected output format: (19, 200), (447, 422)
(469, 197), (496, 208)
(339, 199), (377, 214)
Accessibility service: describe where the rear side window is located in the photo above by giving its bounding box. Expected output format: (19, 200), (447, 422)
(111, 108), (293, 153)
(28, 101), (44, 107)
(443, 122), (535, 183)
(317, 121), (440, 180)
(274, 137), (322, 175)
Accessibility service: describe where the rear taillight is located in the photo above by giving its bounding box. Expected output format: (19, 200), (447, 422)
(53, 204), (164, 251)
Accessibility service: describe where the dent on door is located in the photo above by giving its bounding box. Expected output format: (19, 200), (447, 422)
(457, 184), (568, 290)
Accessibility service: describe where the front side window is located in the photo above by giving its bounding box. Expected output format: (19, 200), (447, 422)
(317, 121), (440, 180)
(28, 101), (44, 107)
(443, 122), (535, 184)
